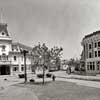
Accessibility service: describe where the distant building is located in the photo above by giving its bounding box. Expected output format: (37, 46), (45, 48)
(81, 30), (100, 74)
(0, 21), (33, 75)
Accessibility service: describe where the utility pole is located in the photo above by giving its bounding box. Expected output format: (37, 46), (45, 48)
(43, 63), (45, 84)
(21, 50), (28, 83)
(42, 43), (48, 85)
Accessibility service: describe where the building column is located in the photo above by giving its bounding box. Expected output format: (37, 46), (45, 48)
(18, 56), (22, 73)
(19, 64), (22, 72)
(10, 65), (13, 76)
(92, 41), (94, 58)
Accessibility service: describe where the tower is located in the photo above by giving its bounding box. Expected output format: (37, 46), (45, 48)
(0, 10), (12, 55)
(0, 23), (9, 37)
(0, 9), (11, 40)
(0, 8), (10, 37)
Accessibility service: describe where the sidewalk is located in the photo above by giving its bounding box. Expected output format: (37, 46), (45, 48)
(51, 71), (100, 82)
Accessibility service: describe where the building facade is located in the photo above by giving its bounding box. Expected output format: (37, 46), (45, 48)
(0, 22), (33, 75)
(81, 31), (100, 74)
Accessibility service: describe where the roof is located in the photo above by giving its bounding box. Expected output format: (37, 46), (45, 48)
(12, 42), (32, 51)
(83, 30), (100, 40)
(9, 51), (32, 56)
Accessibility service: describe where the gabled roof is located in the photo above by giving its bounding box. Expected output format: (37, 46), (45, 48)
(12, 42), (32, 51)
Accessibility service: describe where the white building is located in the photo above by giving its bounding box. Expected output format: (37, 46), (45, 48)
(0, 22), (33, 75)
(81, 30), (100, 74)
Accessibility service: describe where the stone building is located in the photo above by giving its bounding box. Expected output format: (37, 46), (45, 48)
(81, 30), (100, 74)
(0, 21), (33, 75)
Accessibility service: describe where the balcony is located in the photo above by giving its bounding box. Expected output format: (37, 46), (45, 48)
(0, 60), (11, 65)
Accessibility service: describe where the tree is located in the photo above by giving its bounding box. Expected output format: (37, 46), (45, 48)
(49, 46), (63, 70)
(32, 43), (63, 71)
(32, 43), (50, 84)
(68, 58), (75, 66)
(68, 58), (80, 72)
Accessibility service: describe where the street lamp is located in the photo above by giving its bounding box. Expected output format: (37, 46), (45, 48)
(20, 49), (28, 83)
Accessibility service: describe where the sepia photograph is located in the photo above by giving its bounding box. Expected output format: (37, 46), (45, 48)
(0, 0), (100, 100)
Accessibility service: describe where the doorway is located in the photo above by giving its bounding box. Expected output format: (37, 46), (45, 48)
(0, 65), (10, 75)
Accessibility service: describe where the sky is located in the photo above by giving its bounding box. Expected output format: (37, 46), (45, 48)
(0, 0), (100, 59)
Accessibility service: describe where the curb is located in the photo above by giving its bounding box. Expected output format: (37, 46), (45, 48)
(56, 76), (100, 82)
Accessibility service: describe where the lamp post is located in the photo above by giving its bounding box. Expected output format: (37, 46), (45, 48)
(43, 64), (45, 84)
(21, 49), (28, 83)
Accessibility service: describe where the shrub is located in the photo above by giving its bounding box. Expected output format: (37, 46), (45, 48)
(46, 73), (52, 78)
(37, 74), (44, 78)
(18, 74), (25, 78)
(30, 79), (35, 82)
(4, 78), (7, 81)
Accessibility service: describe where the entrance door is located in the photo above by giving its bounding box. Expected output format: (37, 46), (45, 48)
(0, 65), (10, 75)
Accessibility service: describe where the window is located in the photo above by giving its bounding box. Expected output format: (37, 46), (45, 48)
(13, 67), (19, 71)
(21, 66), (24, 71)
(14, 56), (16, 61)
(90, 62), (92, 70)
(2, 45), (6, 51)
(95, 42), (97, 48)
(89, 44), (92, 49)
(89, 52), (92, 58)
(96, 61), (100, 70)
(2, 53), (6, 61)
(98, 42), (100, 47)
(7, 56), (8, 60)
(98, 51), (100, 57)
(93, 62), (95, 70)
(95, 51), (97, 57)
(87, 62), (95, 71)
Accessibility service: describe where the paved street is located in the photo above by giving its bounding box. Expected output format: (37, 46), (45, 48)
(0, 71), (100, 100)
(19, 81), (100, 100)
(0, 85), (38, 100)
(56, 77), (100, 88)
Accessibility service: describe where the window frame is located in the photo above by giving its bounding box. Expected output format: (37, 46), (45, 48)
(95, 51), (97, 57)
(89, 44), (92, 50)
(98, 42), (100, 47)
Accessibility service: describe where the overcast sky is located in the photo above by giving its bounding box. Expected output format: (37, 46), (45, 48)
(0, 0), (100, 59)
